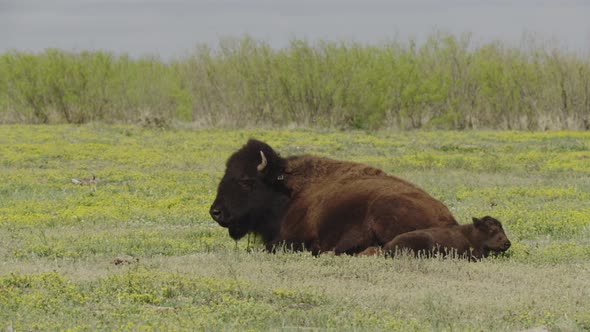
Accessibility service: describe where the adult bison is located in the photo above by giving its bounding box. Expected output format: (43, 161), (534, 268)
(210, 139), (457, 255)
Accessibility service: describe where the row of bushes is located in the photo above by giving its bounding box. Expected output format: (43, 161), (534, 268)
(1, 33), (589, 129)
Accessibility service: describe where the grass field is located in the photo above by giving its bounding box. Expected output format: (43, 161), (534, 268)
(1, 125), (589, 331)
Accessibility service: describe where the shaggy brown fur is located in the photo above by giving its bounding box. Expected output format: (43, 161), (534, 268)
(210, 139), (458, 255)
(359, 216), (511, 259)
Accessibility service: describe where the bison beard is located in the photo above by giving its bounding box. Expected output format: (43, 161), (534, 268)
(210, 139), (458, 255)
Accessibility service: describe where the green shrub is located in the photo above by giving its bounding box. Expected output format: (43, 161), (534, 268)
(1, 34), (589, 129)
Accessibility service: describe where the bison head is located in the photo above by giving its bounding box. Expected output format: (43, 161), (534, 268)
(473, 216), (511, 253)
(210, 139), (290, 241)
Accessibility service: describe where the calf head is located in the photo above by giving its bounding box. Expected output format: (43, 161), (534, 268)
(472, 216), (511, 253)
(210, 139), (290, 240)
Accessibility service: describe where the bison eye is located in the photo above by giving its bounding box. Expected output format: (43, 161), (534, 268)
(238, 179), (255, 189)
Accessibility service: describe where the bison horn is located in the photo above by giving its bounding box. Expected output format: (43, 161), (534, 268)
(257, 151), (267, 172)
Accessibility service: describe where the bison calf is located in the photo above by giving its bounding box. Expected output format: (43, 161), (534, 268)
(360, 216), (511, 259)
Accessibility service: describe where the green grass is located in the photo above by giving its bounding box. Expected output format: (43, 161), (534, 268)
(1, 125), (589, 330)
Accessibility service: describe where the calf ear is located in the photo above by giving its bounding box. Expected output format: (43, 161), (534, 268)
(472, 217), (485, 229)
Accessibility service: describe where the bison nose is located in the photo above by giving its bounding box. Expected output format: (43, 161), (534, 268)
(209, 208), (223, 223)
(504, 241), (511, 249)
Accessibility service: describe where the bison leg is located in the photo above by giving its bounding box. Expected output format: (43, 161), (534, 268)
(382, 233), (434, 257)
(332, 227), (376, 255)
(357, 246), (383, 256)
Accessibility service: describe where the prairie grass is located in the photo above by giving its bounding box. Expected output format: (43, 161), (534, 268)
(0, 125), (589, 330)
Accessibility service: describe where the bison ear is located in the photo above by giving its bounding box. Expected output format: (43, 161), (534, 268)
(244, 139), (285, 179)
(472, 217), (484, 229)
(257, 150), (284, 180)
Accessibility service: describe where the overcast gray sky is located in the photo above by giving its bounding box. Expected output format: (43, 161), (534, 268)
(1, 0), (589, 58)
